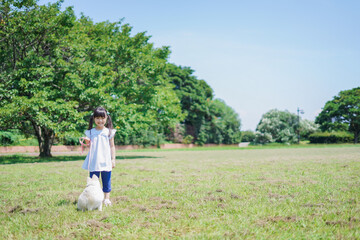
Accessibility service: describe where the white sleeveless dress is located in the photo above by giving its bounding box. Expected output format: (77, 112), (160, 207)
(82, 128), (116, 172)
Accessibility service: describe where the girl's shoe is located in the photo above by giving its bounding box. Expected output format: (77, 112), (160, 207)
(104, 199), (112, 206)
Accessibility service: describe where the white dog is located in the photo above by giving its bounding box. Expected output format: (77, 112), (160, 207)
(77, 175), (104, 211)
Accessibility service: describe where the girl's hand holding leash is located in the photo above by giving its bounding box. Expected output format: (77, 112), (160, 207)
(82, 137), (90, 144)
(79, 137), (90, 154)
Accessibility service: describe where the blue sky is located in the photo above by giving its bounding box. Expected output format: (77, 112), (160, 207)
(39, 0), (360, 130)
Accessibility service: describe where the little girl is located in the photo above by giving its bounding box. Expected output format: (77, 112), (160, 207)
(82, 107), (116, 206)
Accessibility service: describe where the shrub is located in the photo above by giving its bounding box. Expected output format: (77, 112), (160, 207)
(241, 131), (255, 142)
(0, 130), (38, 146)
(0, 131), (18, 146)
(309, 131), (354, 144)
(254, 132), (273, 144)
(196, 129), (208, 146)
(300, 119), (319, 140)
(63, 136), (80, 146)
(114, 128), (165, 147)
(182, 135), (194, 144)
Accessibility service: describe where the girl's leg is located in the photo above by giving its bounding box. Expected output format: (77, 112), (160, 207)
(104, 192), (110, 199)
(101, 171), (112, 206)
(90, 171), (100, 178)
(100, 171), (112, 198)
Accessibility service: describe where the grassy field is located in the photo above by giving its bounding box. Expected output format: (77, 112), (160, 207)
(1, 146), (359, 239)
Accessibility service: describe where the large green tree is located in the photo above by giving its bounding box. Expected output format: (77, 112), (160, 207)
(165, 64), (213, 139)
(0, 0), (80, 156)
(0, 0), (183, 156)
(316, 87), (360, 143)
(165, 64), (241, 144)
(206, 99), (241, 144)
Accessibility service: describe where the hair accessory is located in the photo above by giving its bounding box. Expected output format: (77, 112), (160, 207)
(107, 111), (110, 115)
(91, 113), (94, 116)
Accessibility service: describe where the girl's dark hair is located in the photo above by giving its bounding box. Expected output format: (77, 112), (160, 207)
(88, 107), (113, 136)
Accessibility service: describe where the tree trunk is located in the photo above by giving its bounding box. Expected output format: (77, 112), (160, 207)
(39, 131), (53, 157)
(354, 131), (359, 144)
(32, 122), (54, 157)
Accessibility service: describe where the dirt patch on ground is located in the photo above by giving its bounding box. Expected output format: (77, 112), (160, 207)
(268, 192), (294, 200)
(230, 193), (242, 199)
(153, 200), (178, 210)
(257, 216), (297, 226)
(8, 205), (23, 213)
(301, 203), (325, 208)
(132, 204), (148, 212)
(64, 191), (81, 204)
(20, 208), (40, 214)
(8, 205), (40, 214)
(188, 212), (198, 219)
(170, 214), (181, 220)
(203, 196), (226, 202)
(126, 184), (141, 188)
(113, 196), (130, 203)
(217, 203), (227, 208)
(326, 217), (360, 227)
(67, 217), (113, 231)
(86, 219), (113, 230)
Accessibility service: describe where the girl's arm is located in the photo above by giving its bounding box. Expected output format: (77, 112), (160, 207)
(110, 137), (116, 168)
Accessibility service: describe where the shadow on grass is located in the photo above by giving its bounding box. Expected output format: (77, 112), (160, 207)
(0, 155), (162, 165)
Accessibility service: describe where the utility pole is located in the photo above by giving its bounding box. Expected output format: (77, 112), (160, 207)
(297, 107), (304, 144)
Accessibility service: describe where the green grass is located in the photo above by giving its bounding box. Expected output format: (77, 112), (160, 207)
(122, 143), (360, 152)
(1, 146), (359, 239)
(0, 154), (160, 165)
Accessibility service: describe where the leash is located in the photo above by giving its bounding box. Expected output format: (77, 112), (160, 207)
(79, 137), (92, 172)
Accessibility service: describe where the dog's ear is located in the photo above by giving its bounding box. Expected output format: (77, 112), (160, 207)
(92, 175), (99, 180)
